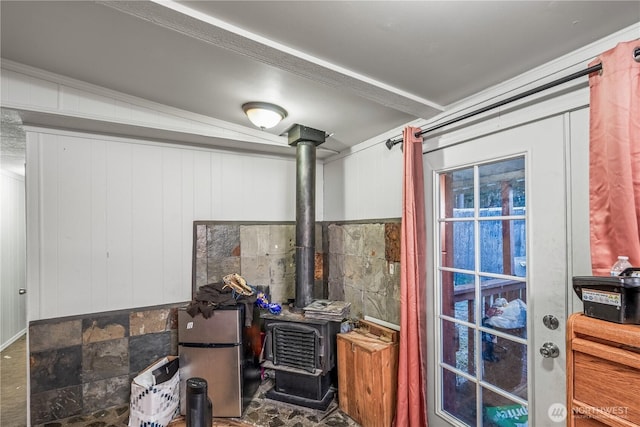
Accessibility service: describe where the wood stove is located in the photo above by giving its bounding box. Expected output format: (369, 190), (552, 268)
(260, 124), (340, 410)
(261, 310), (340, 409)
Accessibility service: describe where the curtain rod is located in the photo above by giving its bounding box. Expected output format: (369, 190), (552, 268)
(385, 62), (603, 150)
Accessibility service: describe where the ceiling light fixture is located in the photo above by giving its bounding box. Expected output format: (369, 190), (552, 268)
(242, 102), (288, 129)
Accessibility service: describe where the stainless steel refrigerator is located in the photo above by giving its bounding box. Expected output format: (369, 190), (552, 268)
(178, 306), (260, 418)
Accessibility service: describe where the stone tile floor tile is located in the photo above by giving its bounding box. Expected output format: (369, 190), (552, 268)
(3, 335), (360, 427)
(34, 379), (359, 427)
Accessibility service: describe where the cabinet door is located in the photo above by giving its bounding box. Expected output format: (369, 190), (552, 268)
(337, 334), (398, 427)
(337, 335), (361, 423)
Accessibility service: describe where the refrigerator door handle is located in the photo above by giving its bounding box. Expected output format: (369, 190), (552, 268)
(179, 342), (239, 349)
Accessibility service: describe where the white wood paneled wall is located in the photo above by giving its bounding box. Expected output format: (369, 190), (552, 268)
(1, 170), (26, 349)
(25, 128), (317, 321)
(324, 139), (403, 221)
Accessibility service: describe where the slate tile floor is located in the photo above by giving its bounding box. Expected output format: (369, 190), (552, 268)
(34, 380), (358, 427)
(1, 336), (359, 427)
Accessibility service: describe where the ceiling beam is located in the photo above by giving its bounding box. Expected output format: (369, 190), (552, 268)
(99, 0), (444, 120)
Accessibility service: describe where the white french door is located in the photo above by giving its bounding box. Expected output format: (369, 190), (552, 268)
(425, 115), (568, 426)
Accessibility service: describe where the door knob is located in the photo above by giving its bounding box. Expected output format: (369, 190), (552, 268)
(539, 342), (560, 358)
(18, 288), (27, 295)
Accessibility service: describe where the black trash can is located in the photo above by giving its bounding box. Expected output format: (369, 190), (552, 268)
(186, 377), (212, 427)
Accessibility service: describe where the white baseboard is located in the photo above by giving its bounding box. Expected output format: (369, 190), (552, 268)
(0, 328), (27, 352)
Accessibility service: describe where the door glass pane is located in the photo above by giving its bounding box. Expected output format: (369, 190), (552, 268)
(479, 158), (525, 216)
(482, 388), (528, 427)
(441, 167), (475, 214)
(482, 336), (528, 399)
(480, 274), (527, 341)
(441, 221), (475, 270)
(481, 285), (527, 340)
(442, 319), (476, 376)
(438, 156), (527, 426)
(442, 368), (476, 426)
(479, 220), (526, 275)
(442, 272), (475, 323)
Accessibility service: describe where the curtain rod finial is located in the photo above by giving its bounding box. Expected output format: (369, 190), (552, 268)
(386, 139), (398, 150)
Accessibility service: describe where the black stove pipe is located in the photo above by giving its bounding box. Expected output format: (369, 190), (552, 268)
(288, 125), (325, 310)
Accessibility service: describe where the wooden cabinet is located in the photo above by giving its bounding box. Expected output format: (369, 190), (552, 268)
(567, 313), (640, 426)
(337, 330), (398, 427)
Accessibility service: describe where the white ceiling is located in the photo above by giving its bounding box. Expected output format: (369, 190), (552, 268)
(1, 1), (639, 168)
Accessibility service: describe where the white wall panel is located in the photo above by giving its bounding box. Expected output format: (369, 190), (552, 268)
(40, 135), (60, 319)
(26, 128), (298, 320)
(354, 143), (403, 219)
(181, 149), (196, 294)
(1, 69), (8, 105)
(1, 69), (58, 110)
(25, 133), (41, 321)
(315, 164), (324, 222)
(0, 170), (26, 350)
(217, 153), (300, 221)
(192, 153), (213, 220)
(131, 144), (164, 306)
(121, 98), (161, 127)
(105, 141), (134, 309)
(90, 140), (108, 312)
(210, 152), (224, 219)
(244, 157), (272, 219)
(218, 153), (244, 221)
(323, 156), (346, 220)
(56, 135), (93, 314)
(327, 142), (403, 221)
(344, 155), (361, 219)
(61, 85), (117, 118)
(162, 147), (185, 303)
(11, 71), (33, 107)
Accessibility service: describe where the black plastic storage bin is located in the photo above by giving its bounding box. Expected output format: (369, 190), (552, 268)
(573, 268), (640, 324)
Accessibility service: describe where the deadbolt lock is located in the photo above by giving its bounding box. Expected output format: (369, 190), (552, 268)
(543, 314), (560, 330)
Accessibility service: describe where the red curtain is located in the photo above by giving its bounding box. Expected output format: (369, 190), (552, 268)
(589, 40), (640, 275)
(394, 126), (428, 426)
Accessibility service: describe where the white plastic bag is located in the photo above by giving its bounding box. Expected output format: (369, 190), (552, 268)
(128, 356), (180, 427)
(485, 299), (527, 329)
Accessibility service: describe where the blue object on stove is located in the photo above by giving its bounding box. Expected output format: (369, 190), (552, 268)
(268, 303), (282, 315)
